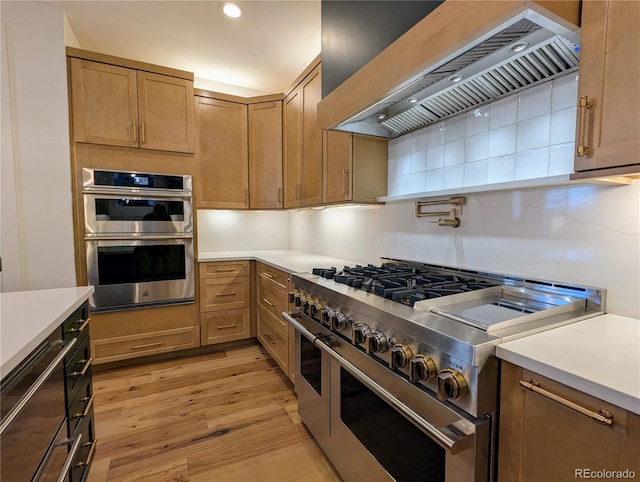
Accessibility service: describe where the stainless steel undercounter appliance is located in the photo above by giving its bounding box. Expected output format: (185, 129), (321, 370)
(282, 259), (604, 482)
(82, 168), (194, 312)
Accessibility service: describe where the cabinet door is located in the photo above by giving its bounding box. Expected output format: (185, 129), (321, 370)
(195, 97), (249, 209)
(137, 71), (195, 153)
(323, 130), (353, 203)
(300, 66), (323, 206)
(69, 58), (138, 147)
(499, 363), (640, 482)
(283, 88), (303, 208)
(249, 101), (283, 209)
(574, 0), (640, 175)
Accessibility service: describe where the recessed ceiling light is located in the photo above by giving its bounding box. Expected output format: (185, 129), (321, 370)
(220, 2), (242, 19)
(376, 113), (387, 120)
(408, 98), (418, 104)
(449, 74), (464, 83)
(509, 41), (529, 53)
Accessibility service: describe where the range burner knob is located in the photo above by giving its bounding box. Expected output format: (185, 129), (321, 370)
(310, 300), (324, 319)
(437, 369), (468, 401)
(409, 354), (437, 382)
(321, 307), (336, 326)
(302, 297), (312, 314)
(293, 291), (304, 307)
(331, 312), (349, 331)
(390, 344), (414, 369)
(366, 331), (388, 354)
(352, 323), (371, 345)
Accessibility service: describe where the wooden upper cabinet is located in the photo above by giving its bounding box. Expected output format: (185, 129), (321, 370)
(137, 71), (195, 153)
(283, 62), (323, 208)
(300, 66), (323, 206)
(196, 96), (249, 209)
(323, 131), (388, 204)
(572, 0), (640, 178)
(70, 59), (138, 147)
(283, 88), (303, 208)
(69, 57), (195, 154)
(249, 101), (283, 209)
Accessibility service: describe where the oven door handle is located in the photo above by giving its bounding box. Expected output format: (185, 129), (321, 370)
(282, 311), (474, 455)
(84, 234), (193, 241)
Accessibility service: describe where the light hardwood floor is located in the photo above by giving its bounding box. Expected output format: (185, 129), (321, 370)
(87, 342), (342, 482)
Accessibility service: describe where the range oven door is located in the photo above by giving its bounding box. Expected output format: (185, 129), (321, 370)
(294, 331), (331, 450)
(86, 236), (195, 311)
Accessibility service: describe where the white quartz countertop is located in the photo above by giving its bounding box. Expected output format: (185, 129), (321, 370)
(496, 314), (640, 414)
(198, 249), (362, 274)
(1, 286), (95, 378)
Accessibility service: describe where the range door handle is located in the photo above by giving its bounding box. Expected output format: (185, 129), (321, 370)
(281, 311), (475, 455)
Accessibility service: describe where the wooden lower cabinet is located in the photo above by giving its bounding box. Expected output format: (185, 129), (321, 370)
(256, 262), (294, 381)
(199, 261), (254, 346)
(89, 302), (200, 364)
(201, 308), (251, 345)
(499, 361), (640, 481)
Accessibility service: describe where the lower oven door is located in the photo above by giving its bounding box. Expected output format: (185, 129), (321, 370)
(294, 331), (331, 450)
(86, 236), (195, 311)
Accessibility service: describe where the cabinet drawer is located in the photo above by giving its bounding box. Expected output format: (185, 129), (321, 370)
(257, 277), (288, 322)
(61, 302), (91, 341)
(257, 305), (288, 372)
(68, 373), (94, 436)
(71, 408), (96, 482)
(200, 260), (250, 278)
(201, 308), (250, 345)
(200, 275), (250, 311)
(65, 334), (92, 405)
(256, 262), (289, 291)
(91, 326), (199, 363)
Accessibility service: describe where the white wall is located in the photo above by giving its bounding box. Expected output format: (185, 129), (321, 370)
(290, 181), (640, 319)
(197, 210), (291, 253)
(1, 2), (76, 291)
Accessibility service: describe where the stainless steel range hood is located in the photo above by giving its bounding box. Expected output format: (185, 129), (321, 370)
(317, 1), (581, 139)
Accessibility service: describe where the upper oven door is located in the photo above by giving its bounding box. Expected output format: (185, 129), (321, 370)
(84, 193), (192, 236)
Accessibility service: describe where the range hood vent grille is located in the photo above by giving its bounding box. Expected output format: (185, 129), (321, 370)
(333, 13), (580, 139)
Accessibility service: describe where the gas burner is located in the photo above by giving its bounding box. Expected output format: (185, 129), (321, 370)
(313, 263), (499, 307)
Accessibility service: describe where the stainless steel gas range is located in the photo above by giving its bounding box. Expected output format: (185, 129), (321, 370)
(282, 258), (605, 482)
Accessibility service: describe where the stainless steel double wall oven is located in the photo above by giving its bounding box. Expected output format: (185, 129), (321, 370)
(82, 168), (195, 311)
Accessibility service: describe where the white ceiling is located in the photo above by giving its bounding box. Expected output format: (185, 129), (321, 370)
(59, 0), (321, 96)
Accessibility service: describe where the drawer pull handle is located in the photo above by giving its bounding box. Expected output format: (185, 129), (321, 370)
(520, 379), (614, 426)
(216, 268), (236, 272)
(71, 357), (93, 378)
(216, 291), (236, 297)
(264, 333), (277, 345)
(131, 342), (163, 350)
(261, 271), (275, 279)
(73, 394), (95, 419)
(262, 297), (276, 307)
(217, 323), (238, 329)
(75, 440), (97, 469)
(68, 317), (91, 333)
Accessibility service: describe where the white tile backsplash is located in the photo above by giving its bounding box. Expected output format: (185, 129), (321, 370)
(517, 82), (552, 121)
(388, 73), (578, 191)
(516, 114), (551, 152)
(387, 74), (579, 193)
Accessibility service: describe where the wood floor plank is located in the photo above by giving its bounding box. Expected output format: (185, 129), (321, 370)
(86, 342), (342, 482)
